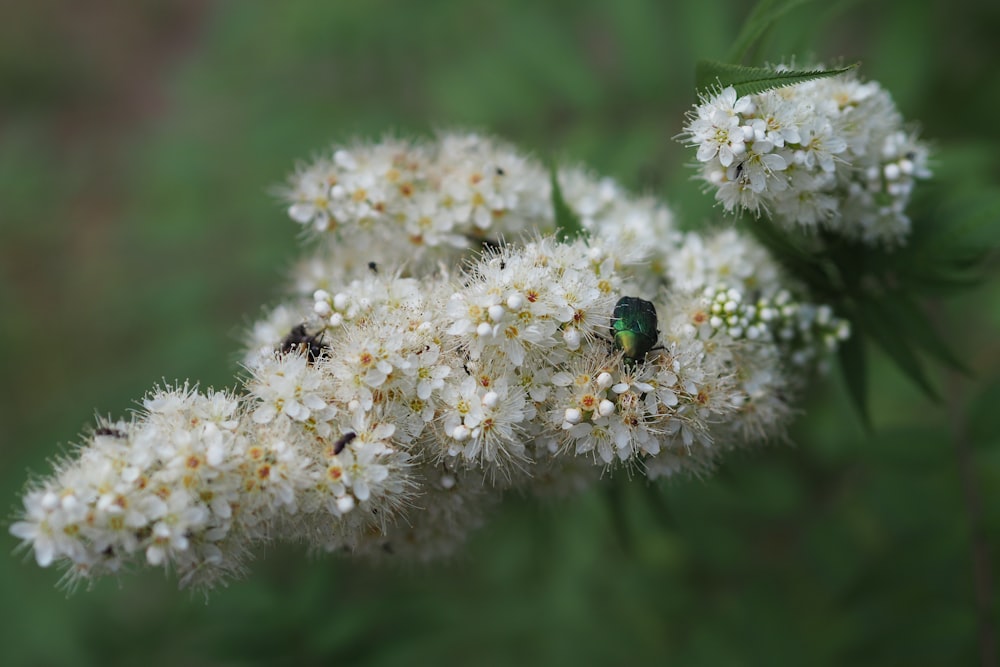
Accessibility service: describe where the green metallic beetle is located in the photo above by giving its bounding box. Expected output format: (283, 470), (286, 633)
(611, 296), (659, 363)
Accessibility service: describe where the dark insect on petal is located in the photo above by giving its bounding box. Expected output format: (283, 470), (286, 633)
(280, 324), (330, 364)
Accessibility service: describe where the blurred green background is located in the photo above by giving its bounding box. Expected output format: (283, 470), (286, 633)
(2, 1), (998, 665)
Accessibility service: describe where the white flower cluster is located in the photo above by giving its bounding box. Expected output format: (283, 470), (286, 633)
(13, 132), (851, 590)
(683, 69), (930, 245)
(281, 132), (554, 272)
(10, 384), (411, 590)
(277, 132), (679, 296)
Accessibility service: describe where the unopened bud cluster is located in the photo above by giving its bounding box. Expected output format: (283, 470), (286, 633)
(14, 131), (850, 591)
(698, 285), (850, 366)
(682, 67), (930, 245)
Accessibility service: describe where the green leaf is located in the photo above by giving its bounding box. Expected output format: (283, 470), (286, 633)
(894, 186), (1000, 294)
(967, 378), (1000, 446)
(639, 482), (679, 533)
(838, 326), (871, 431)
(912, 191), (1000, 252)
(881, 293), (971, 375)
(904, 266), (990, 294)
(916, 190), (1000, 262)
(728, 0), (816, 63)
(695, 61), (858, 97)
(603, 478), (636, 556)
(743, 216), (831, 292)
(857, 299), (940, 401)
(550, 165), (586, 241)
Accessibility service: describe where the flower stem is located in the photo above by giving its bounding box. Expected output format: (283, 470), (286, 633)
(942, 323), (997, 667)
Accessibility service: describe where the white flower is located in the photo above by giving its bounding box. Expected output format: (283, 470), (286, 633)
(249, 353), (336, 427)
(145, 491), (208, 566)
(11, 490), (63, 567)
(237, 429), (314, 525)
(794, 117), (846, 173)
(685, 87), (756, 166)
(401, 343), (451, 401)
(285, 161), (335, 231)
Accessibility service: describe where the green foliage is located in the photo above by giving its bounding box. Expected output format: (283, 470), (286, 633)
(697, 0), (859, 97)
(734, 139), (1000, 423)
(550, 165), (586, 241)
(746, 175), (999, 418)
(695, 60), (858, 96)
(1, 0), (998, 664)
(837, 331), (871, 429)
(727, 0), (817, 62)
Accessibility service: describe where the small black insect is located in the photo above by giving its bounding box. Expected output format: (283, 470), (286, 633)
(495, 167), (505, 176)
(94, 427), (125, 438)
(280, 324), (329, 364)
(368, 261), (378, 274)
(332, 432), (357, 455)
